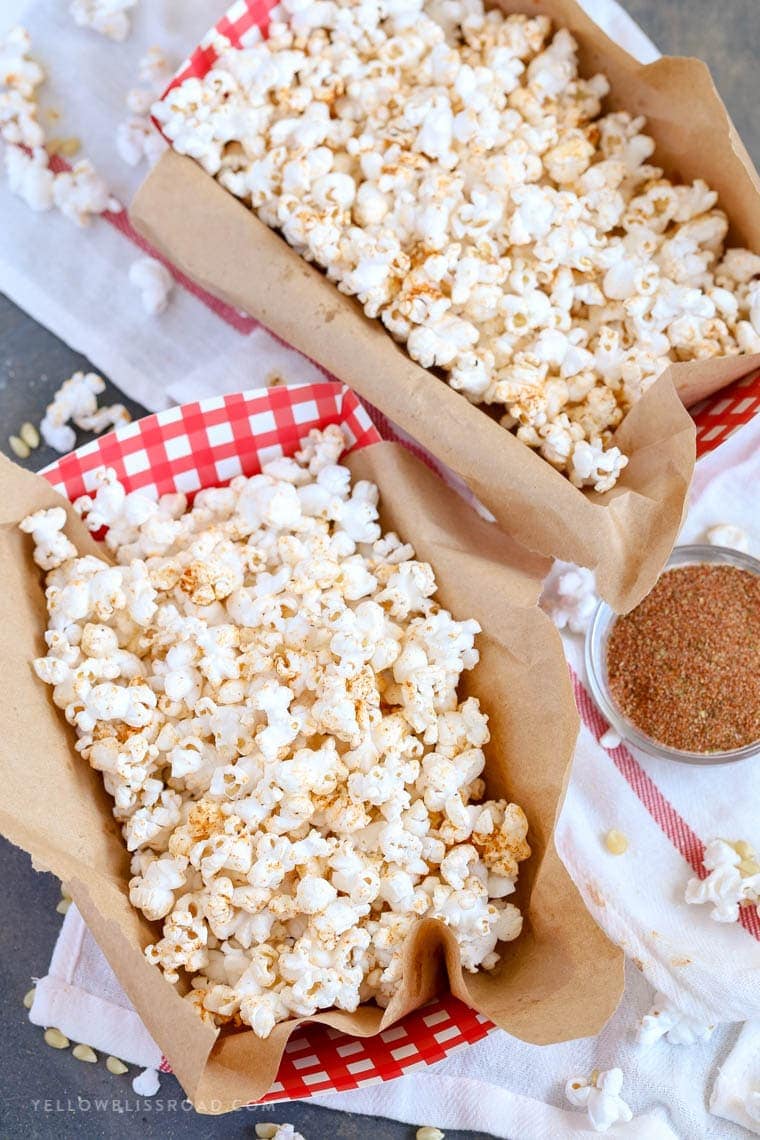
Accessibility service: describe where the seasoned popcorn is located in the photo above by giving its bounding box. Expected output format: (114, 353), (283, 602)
(40, 371), (131, 454)
(116, 48), (172, 168)
(565, 1068), (633, 1133)
(69, 0), (137, 43)
(155, 0), (760, 492)
(685, 839), (760, 923)
(0, 27), (119, 224)
(636, 990), (714, 1047)
(23, 426), (530, 1038)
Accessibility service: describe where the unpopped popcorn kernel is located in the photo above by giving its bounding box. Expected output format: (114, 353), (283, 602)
(72, 1043), (98, 1063)
(44, 1027), (70, 1049)
(603, 829), (628, 855)
(417, 1128), (445, 1140)
(20, 421), (40, 449)
(9, 434), (30, 459)
(23, 987), (36, 1009)
(106, 1055), (129, 1075)
(56, 898), (71, 914)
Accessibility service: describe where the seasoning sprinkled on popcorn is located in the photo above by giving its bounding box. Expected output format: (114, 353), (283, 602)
(155, 0), (760, 491)
(22, 425), (530, 1037)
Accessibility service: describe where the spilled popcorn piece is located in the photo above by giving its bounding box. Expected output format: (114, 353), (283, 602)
(598, 728), (621, 750)
(0, 27), (120, 224)
(684, 838), (760, 923)
(417, 1129), (445, 1140)
(540, 560), (598, 634)
(116, 48), (172, 168)
(565, 1068), (633, 1133)
(132, 1067), (160, 1096)
(9, 434), (30, 459)
(44, 1027), (70, 1050)
(636, 990), (714, 1047)
(155, 0), (760, 492)
(69, 0), (137, 42)
(106, 1055), (129, 1075)
(255, 1126), (306, 1140)
(72, 1043), (98, 1063)
(129, 257), (174, 315)
(705, 523), (750, 553)
(20, 421), (40, 449)
(39, 371), (131, 454)
(23, 424), (531, 1040)
(603, 829), (627, 856)
(23, 987), (36, 1010)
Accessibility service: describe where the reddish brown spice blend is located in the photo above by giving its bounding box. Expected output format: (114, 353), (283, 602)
(607, 563), (760, 753)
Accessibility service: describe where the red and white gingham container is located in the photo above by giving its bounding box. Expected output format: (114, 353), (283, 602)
(41, 381), (492, 1103)
(159, 0), (760, 461)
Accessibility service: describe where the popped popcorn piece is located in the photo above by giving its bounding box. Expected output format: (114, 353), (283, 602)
(40, 371), (131, 454)
(705, 523), (750, 553)
(685, 839), (760, 923)
(540, 560), (598, 633)
(155, 0), (760, 492)
(69, 0), (137, 42)
(132, 1067), (160, 1096)
(0, 27), (120, 224)
(129, 257), (174, 315)
(637, 991), (714, 1046)
(565, 1068), (633, 1132)
(24, 425), (530, 1038)
(116, 48), (173, 168)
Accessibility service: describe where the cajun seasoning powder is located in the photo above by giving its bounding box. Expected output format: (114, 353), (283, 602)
(607, 563), (760, 753)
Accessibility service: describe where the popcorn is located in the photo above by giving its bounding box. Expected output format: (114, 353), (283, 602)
(705, 523), (750, 553)
(0, 27), (119, 224)
(636, 991), (714, 1047)
(69, 0), (138, 42)
(129, 257), (174, 315)
(116, 49), (172, 168)
(155, 0), (760, 492)
(540, 559), (598, 633)
(685, 839), (760, 923)
(40, 372), (131, 454)
(565, 1068), (633, 1132)
(24, 425), (530, 1037)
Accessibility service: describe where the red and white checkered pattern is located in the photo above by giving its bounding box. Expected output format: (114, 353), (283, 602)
(41, 380), (496, 1102)
(161, 0), (760, 460)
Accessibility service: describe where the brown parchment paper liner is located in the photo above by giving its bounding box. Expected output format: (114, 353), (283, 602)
(131, 0), (760, 614)
(0, 445), (622, 1113)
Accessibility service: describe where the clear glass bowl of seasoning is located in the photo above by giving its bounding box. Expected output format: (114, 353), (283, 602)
(585, 544), (760, 765)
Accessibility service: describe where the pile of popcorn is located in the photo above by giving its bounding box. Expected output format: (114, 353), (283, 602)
(155, 0), (760, 492)
(0, 26), (118, 223)
(22, 425), (530, 1037)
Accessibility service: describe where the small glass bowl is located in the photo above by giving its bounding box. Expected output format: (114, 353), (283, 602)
(585, 544), (760, 765)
